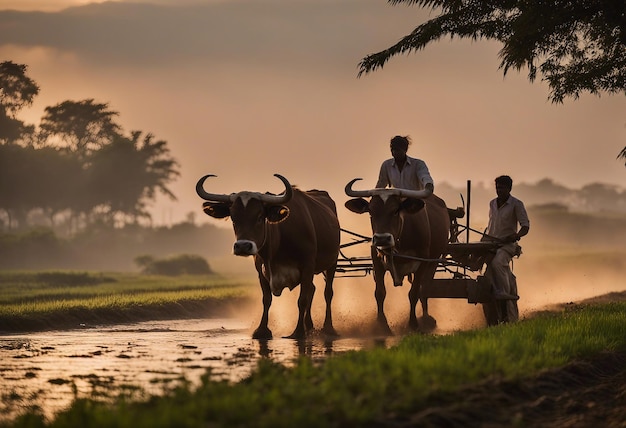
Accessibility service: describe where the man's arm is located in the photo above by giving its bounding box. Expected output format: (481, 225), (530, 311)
(416, 160), (434, 192)
(375, 161), (388, 188)
(505, 199), (530, 242)
(510, 225), (529, 242)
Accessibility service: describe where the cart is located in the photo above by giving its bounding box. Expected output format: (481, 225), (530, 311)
(336, 181), (519, 326)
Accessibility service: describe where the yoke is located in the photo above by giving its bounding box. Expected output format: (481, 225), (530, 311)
(336, 180), (518, 325)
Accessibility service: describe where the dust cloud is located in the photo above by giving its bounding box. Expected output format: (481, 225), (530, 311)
(218, 247), (625, 339)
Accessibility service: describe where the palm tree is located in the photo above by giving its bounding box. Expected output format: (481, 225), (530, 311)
(87, 131), (179, 225)
(39, 99), (121, 156)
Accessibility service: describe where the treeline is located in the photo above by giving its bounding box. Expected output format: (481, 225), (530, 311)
(0, 221), (233, 271)
(0, 61), (179, 232)
(437, 178), (626, 221)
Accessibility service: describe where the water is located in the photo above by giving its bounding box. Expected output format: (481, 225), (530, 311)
(0, 317), (401, 422)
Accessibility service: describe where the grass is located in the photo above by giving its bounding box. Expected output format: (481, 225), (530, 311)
(3, 301), (625, 428)
(0, 271), (257, 332)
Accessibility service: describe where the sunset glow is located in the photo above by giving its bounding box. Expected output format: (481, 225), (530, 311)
(1, 0), (624, 225)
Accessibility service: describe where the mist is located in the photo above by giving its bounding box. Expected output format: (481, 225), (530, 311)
(0, 0), (624, 226)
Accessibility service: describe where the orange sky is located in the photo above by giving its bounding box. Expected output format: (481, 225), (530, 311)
(1, 0), (625, 227)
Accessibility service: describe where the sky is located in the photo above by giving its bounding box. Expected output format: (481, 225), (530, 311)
(1, 0), (625, 228)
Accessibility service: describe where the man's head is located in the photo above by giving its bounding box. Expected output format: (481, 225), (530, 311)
(495, 175), (513, 199)
(390, 135), (410, 163)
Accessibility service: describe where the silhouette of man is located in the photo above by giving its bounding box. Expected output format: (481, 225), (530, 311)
(376, 135), (434, 193)
(485, 175), (530, 302)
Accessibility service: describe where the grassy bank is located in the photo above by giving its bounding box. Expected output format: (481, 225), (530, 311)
(0, 271), (257, 332)
(3, 301), (625, 427)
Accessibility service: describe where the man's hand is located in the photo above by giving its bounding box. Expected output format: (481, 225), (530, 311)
(504, 233), (519, 243)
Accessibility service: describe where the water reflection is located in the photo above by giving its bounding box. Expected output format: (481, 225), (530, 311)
(254, 333), (401, 368)
(0, 318), (401, 422)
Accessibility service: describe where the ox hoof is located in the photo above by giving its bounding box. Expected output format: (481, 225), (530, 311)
(373, 322), (393, 337)
(285, 333), (306, 340)
(252, 327), (273, 340)
(285, 327), (307, 340)
(419, 315), (437, 332)
(321, 326), (339, 337)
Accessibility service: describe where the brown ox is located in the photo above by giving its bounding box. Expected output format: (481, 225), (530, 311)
(344, 178), (450, 334)
(196, 174), (340, 340)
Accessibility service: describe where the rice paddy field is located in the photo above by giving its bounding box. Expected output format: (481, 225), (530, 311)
(0, 248), (625, 427)
(0, 272), (257, 333)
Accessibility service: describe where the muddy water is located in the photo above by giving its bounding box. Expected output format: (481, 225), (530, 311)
(1, 269), (623, 423)
(0, 317), (402, 422)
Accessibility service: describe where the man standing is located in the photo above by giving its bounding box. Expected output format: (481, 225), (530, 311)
(376, 135), (434, 193)
(485, 175), (530, 308)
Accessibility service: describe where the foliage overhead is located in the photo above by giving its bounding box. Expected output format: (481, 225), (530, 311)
(358, 0), (626, 103)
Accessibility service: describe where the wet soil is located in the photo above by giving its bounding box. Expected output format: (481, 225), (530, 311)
(0, 317), (402, 423)
(1, 291), (625, 425)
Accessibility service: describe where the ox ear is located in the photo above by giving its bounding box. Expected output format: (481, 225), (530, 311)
(345, 198), (369, 214)
(401, 198), (425, 214)
(203, 202), (231, 219)
(266, 205), (290, 224)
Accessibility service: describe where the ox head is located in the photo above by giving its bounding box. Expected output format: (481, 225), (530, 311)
(196, 174), (293, 256)
(344, 178), (431, 250)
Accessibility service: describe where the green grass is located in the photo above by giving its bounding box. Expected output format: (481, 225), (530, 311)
(0, 271), (256, 331)
(4, 302), (625, 428)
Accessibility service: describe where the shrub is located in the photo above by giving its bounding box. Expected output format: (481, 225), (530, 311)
(134, 254), (213, 276)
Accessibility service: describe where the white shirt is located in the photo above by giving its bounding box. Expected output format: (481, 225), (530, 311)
(375, 156), (434, 190)
(486, 195), (530, 240)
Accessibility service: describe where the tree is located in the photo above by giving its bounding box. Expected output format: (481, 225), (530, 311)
(357, 1), (626, 164)
(0, 61), (39, 144)
(39, 99), (121, 155)
(0, 61), (39, 115)
(87, 131), (179, 224)
(0, 112), (34, 144)
(0, 145), (43, 228)
(0, 144), (83, 230)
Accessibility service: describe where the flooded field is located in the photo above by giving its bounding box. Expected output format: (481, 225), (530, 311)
(0, 316), (404, 422)
(1, 262), (624, 424)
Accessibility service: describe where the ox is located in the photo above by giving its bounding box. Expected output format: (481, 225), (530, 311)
(344, 178), (450, 334)
(196, 174), (340, 340)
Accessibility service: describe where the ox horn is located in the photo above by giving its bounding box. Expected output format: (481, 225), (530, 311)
(393, 188), (432, 199)
(345, 178), (374, 197)
(195, 174), (235, 202)
(258, 174), (293, 204)
(345, 178), (432, 199)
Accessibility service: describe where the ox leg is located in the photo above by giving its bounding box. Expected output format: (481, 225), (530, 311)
(321, 267), (339, 337)
(305, 284), (315, 332)
(286, 273), (315, 339)
(411, 263), (437, 331)
(408, 277), (420, 331)
(252, 273), (273, 340)
(373, 256), (392, 336)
